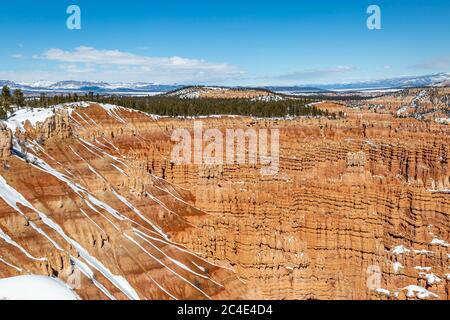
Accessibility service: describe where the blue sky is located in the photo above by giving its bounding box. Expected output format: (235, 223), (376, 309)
(0, 0), (449, 85)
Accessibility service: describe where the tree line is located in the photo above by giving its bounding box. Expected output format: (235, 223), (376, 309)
(0, 86), (25, 119)
(1, 86), (339, 119)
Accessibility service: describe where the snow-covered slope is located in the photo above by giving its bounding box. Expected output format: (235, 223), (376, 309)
(0, 276), (78, 300)
(166, 86), (288, 100)
(364, 87), (450, 122)
(4, 102), (91, 132)
(0, 102), (239, 300)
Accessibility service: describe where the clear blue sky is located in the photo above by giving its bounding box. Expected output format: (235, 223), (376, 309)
(0, 0), (449, 85)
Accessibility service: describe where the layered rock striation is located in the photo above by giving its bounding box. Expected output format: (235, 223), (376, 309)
(0, 102), (448, 300)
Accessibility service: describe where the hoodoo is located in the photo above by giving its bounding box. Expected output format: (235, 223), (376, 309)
(0, 99), (448, 300)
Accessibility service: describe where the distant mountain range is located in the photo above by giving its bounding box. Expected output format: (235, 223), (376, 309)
(1, 72), (448, 95)
(0, 80), (182, 94)
(312, 72), (450, 91)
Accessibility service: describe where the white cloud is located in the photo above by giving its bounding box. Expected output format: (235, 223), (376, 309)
(411, 55), (450, 70)
(0, 70), (63, 82)
(11, 54), (24, 59)
(58, 64), (96, 74)
(276, 66), (356, 81)
(30, 46), (243, 83)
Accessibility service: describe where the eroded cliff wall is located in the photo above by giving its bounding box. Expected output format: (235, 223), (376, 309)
(0, 103), (448, 300)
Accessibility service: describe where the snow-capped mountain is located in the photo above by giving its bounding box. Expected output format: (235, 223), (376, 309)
(312, 72), (450, 91)
(25, 80), (58, 88)
(0, 80), (182, 94)
(0, 72), (448, 95)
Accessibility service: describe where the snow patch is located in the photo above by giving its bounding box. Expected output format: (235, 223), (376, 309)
(414, 249), (434, 256)
(430, 238), (450, 247)
(3, 102), (91, 132)
(393, 262), (403, 274)
(419, 273), (441, 285)
(403, 285), (438, 299)
(0, 227), (46, 261)
(0, 276), (78, 300)
(414, 266), (432, 272)
(391, 245), (410, 255)
(375, 288), (390, 297)
(435, 118), (450, 125)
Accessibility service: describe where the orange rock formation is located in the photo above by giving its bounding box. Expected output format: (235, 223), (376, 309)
(0, 102), (448, 300)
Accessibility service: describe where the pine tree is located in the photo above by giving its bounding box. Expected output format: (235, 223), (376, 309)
(39, 93), (48, 107)
(1, 85), (11, 99)
(0, 86), (12, 119)
(13, 89), (25, 107)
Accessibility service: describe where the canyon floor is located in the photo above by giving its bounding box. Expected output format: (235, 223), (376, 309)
(0, 92), (449, 300)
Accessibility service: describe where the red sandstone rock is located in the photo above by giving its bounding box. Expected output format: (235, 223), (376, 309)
(0, 102), (448, 300)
